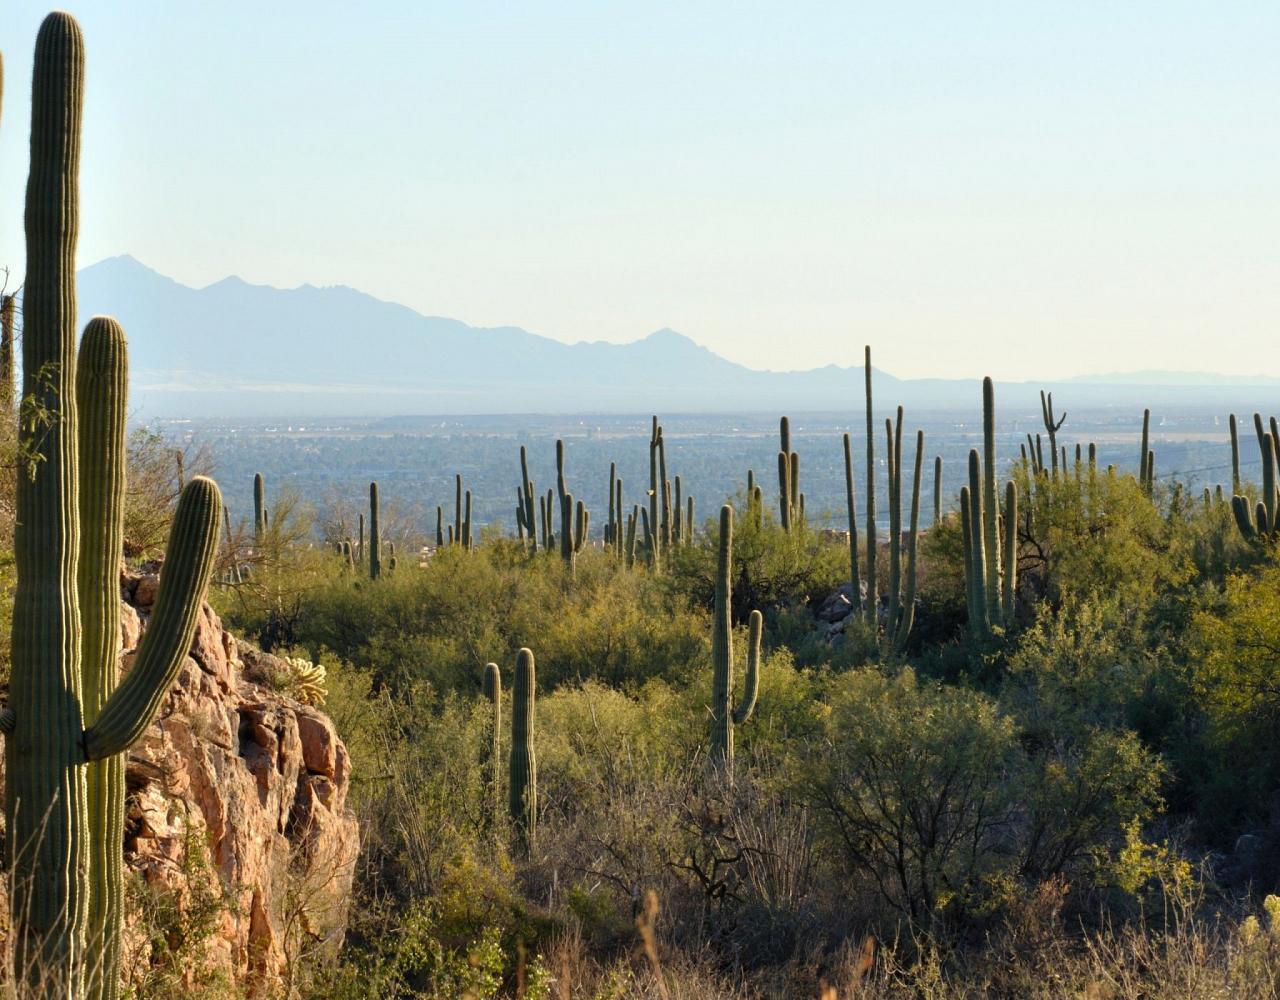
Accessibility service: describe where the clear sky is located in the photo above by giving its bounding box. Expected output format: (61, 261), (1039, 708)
(1, 2), (1277, 380)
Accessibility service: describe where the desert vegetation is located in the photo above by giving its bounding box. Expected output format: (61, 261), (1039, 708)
(3, 10), (1280, 1000)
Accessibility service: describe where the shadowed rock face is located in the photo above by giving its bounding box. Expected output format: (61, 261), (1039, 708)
(2, 569), (359, 994)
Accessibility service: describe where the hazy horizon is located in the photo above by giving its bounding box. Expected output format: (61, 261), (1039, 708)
(2, 3), (1278, 383)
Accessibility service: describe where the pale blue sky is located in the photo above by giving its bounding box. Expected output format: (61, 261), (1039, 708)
(1, 2), (1277, 379)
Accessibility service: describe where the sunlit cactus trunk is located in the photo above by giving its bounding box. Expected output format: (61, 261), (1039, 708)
(253, 471), (266, 544)
(893, 430), (923, 653)
(709, 505), (761, 768)
(981, 378), (1002, 626)
(933, 455), (942, 525)
(1002, 480), (1018, 623)
(0, 292), (15, 411)
(864, 347), (877, 627)
(5, 19), (223, 994)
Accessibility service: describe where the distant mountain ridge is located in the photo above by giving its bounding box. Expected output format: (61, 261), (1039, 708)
(68, 256), (1278, 417)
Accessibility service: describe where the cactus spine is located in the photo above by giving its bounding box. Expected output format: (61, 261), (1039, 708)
(710, 505), (760, 765)
(369, 482), (381, 580)
(509, 648), (537, 839)
(5, 19), (224, 991)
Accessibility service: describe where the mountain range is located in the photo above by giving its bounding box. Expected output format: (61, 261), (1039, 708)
(67, 256), (1278, 417)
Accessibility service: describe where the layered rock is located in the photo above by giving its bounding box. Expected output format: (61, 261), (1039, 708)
(2, 568), (358, 995)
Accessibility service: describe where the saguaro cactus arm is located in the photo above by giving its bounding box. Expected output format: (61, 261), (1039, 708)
(84, 477), (222, 761)
(732, 609), (762, 725)
(76, 317), (128, 1000)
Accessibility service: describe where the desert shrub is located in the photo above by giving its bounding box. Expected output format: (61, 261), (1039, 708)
(1186, 559), (1280, 838)
(291, 544), (707, 696)
(808, 668), (1021, 926)
(665, 503), (847, 624)
(1015, 469), (1192, 615)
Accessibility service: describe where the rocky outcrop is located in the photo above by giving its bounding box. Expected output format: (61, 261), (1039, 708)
(2, 568), (358, 995)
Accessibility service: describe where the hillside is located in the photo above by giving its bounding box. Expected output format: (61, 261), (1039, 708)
(76, 256), (1278, 417)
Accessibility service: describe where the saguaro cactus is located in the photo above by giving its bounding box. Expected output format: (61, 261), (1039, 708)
(965, 449), (989, 634)
(1232, 413), (1280, 541)
(517, 445), (537, 552)
(841, 433), (861, 613)
(369, 481), (381, 580)
(1229, 414), (1241, 495)
(1002, 480), (1018, 622)
(1139, 409), (1152, 493)
(483, 662), (502, 827)
(3, 18), (224, 994)
(864, 346), (877, 627)
(253, 472), (266, 543)
(1, 292), (15, 410)
(509, 648), (537, 839)
(648, 418), (662, 571)
(1040, 390), (1066, 479)
(933, 455), (942, 525)
(709, 505), (761, 766)
(778, 416), (800, 531)
(892, 430), (924, 652)
(982, 378), (1001, 625)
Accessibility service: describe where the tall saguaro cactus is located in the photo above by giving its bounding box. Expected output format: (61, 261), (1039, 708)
(4, 16), (224, 994)
(709, 505), (761, 766)
(864, 347), (877, 627)
(841, 433), (862, 614)
(648, 417), (662, 572)
(509, 648), (537, 839)
(369, 481), (381, 580)
(1039, 390), (1066, 479)
(778, 416), (800, 531)
(1002, 480), (1018, 622)
(1231, 412), (1280, 542)
(981, 378), (1001, 625)
(0, 292), (15, 410)
(253, 471), (267, 543)
(483, 662), (502, 828)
